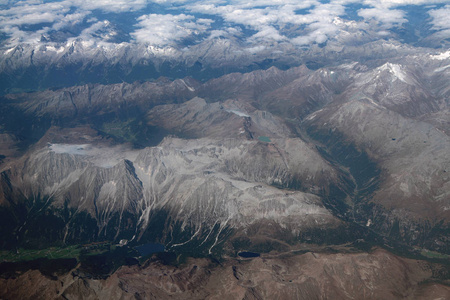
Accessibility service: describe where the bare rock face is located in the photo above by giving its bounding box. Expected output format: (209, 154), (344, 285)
(2, 76), (361, 252)
(1, 249), (449, 300)
(0, 130), (341, 252)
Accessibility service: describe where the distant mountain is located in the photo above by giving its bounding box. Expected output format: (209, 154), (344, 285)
(1, 2), (449, 95)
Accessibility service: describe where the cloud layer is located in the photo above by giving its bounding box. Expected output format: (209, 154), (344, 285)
(1, 0), (449, 48)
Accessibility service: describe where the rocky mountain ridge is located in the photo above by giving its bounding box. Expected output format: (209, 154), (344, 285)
(0, 53), (449, 255)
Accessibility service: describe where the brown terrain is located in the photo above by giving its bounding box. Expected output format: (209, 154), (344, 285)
(1, 248), (449, 300)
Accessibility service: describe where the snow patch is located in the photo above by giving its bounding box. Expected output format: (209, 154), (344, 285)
(379, 63), (408, 83)
(46, 45), (65, 54)
(180, 79), (195, 92)
(146, 45), (178, 56)
(245, 45), (265, 53)
(50, 144), (90, 155)
(49, 143), (139, 168)
(305, 108), (324, 121)
(226, 109), (250, 118)
(3, 47), (15, 55)
(333, 17), (357, 28)
(430, 51), (450, 60)
(81, 40), (95, 48)
(435, 64), (450, 72)
(363, 97), (383, 109)
(98, 181), (118, 201)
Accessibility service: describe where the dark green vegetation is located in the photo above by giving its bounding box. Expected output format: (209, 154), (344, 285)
(92, 113), (168, 148)
(0, 245), (81, 262)
(420, 249), (450, 260)
(0, 243), (146, 280)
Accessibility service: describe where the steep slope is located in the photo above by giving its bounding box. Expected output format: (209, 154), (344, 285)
(304, 84), (450, 252)
(0, 124), (343, 253)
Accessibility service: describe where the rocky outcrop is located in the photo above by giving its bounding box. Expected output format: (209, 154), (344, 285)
(0, 130), (341, 252)
(1, 249), (448, 300)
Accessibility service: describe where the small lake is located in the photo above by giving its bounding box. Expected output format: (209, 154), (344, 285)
(238, 251), (260, 258)
(135, 243), (165, 256)
(257, 136), (271, 143)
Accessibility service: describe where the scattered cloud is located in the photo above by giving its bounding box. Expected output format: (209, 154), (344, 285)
(71, 0), (150, 13)
(428, 5), (450, 40)
(358, 7), (407, 28)
(1, 0), (450, 48)
(362, 0), (448, 7)
(131, 14), (211, 46)
(290, 3), (348, 45)
(0, 2), (69, 26)
(249, 26), (286, 42)
(207, 27), (242, 39)
(0, 0), (154, 45)
(52, 11), (89, 31)
(1, 11), (61, 26)
(185, 1), (347, 45)
(429, 5), (450, 30)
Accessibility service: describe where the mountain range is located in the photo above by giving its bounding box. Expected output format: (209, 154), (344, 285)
(1, 1), (450, 299)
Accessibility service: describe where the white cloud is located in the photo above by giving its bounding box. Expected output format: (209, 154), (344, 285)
(358, 7), (407, 27)
(185, 1), (348, 45)
(244, 45), (265, 53)
(249, 26), (286, 42)
(0, 0), (155, 30)
(149, 0), (188, 3)
(52, 11), (89, 31)
(1, 0), (450, 48)
(428, 5), (450, 40)
(0, 2), (69, 26)
(0, 1), (67, 16)
(0, 0), (156, 45)
(429, 5), (450, 31)
(362, 0), (449, 7)
(286, 3), (348, 45)
(1, 24), (48, 44)
(131, 13), (212, 46)
(207, 27), (242, 39)
(71, 0), (150, 13)
(1, 11), (61, 26)
(0, 2), (71, 44)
